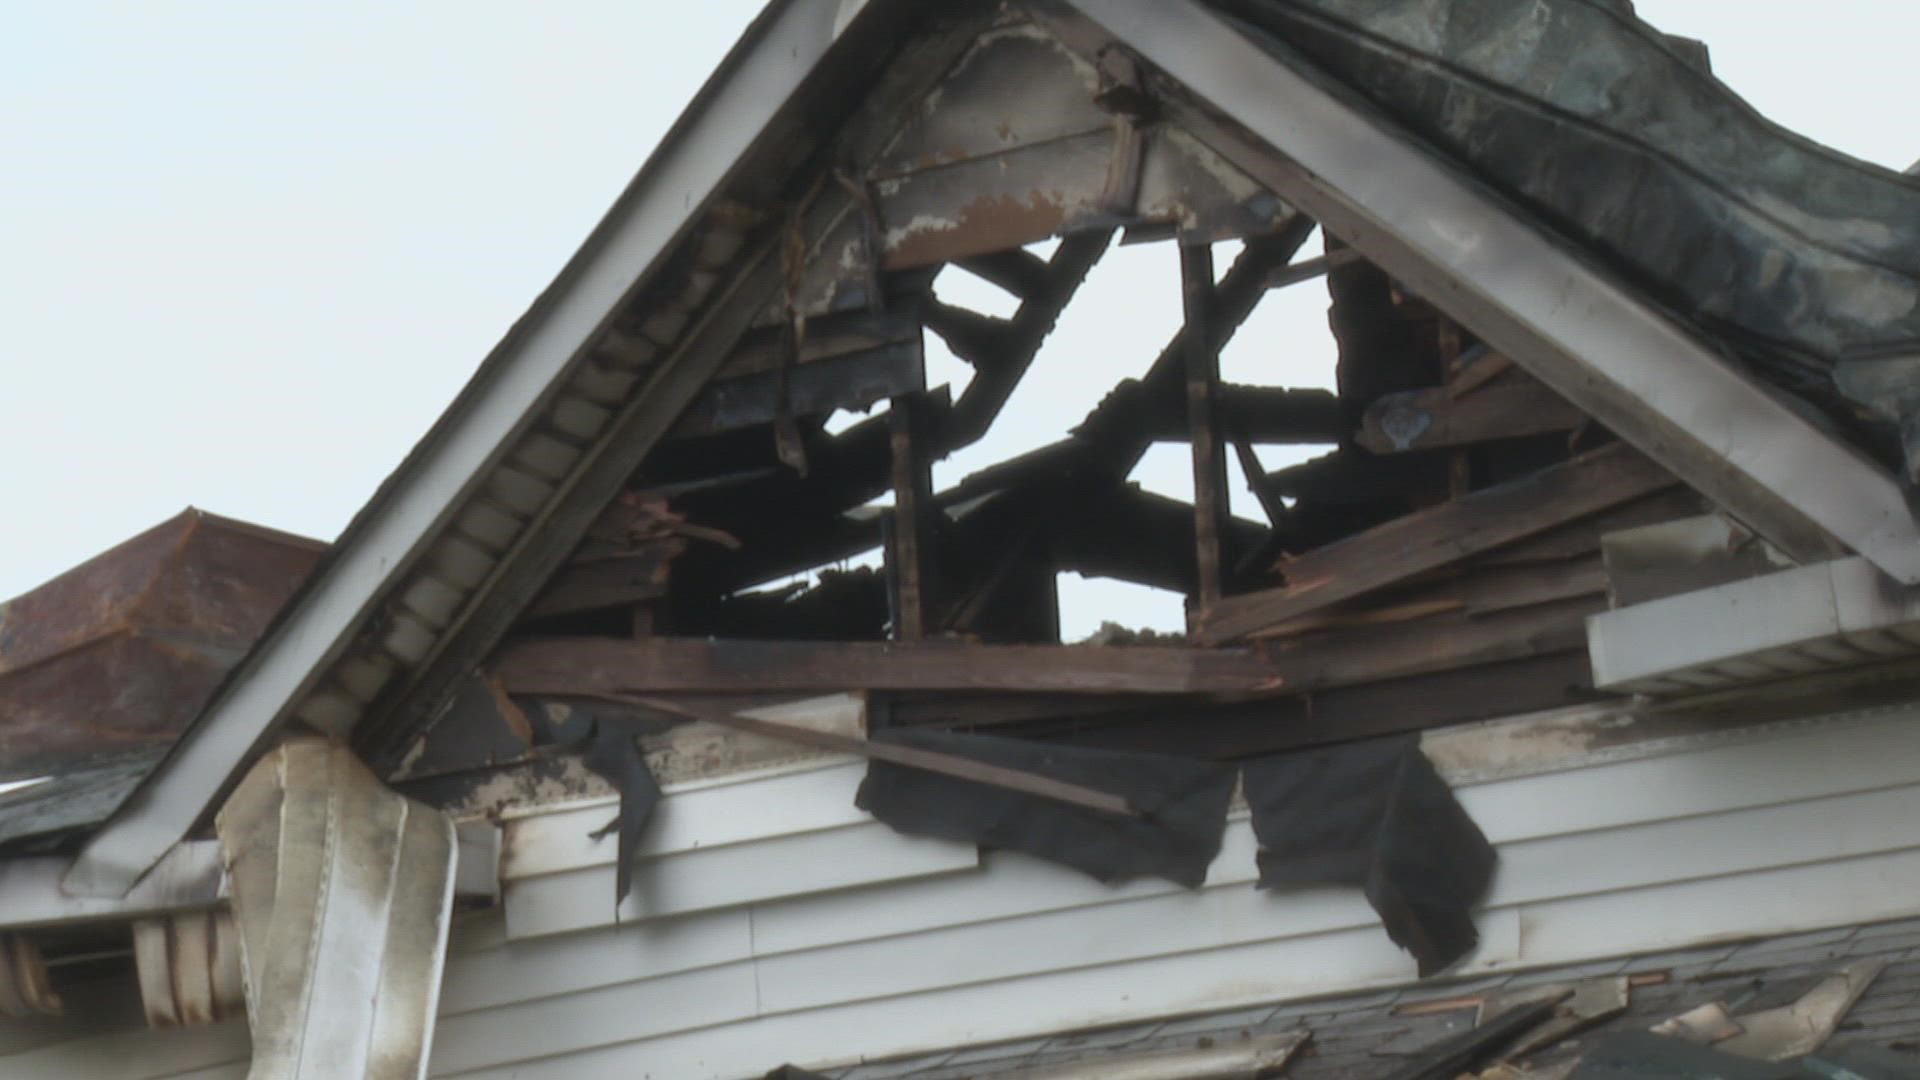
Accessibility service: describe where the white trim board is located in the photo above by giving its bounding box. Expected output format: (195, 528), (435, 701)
(1589, 556), (1920, 693)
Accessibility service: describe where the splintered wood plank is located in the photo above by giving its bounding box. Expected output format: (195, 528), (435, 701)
(493, 638), (1290, 697)
(1195, 442), (1676, 644)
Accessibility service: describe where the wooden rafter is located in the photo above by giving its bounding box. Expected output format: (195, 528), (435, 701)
(1195, 442), (1677, 644)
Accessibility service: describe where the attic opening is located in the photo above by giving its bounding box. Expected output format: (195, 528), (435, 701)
(380, 1), (1830, 783)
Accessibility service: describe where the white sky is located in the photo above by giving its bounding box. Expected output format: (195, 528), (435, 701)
(3, 1), (1916, 637)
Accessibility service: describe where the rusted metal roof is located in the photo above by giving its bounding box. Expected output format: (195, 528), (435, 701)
(0, 509), (322, 784)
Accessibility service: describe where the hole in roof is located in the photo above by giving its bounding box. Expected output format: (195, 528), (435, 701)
(737, 544), (884, 599)
(935, 264), (1023, 320)
(1025, 236), (1062, 259)
(0, 776), (51, 798)
(824, 405), (877, 435)
(1057, 572), (1185, 641)
(923, 331), (974, 413)
(932, 240), (1186, 492)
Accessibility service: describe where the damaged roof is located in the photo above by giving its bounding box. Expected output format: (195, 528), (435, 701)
(37, 0), (1920, 905)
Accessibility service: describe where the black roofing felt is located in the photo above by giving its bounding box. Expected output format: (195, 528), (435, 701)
(1217, 0), (1920, 478)
(857, 728), (1239, 889)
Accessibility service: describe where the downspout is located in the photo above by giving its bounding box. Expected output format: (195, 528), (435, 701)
(215, 739), (458, 1080)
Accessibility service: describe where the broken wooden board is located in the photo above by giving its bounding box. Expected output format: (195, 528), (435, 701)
(1358, 380), (1585, 454)
(1196, 442), (1676, 644)
(494, 637), (1291, 697)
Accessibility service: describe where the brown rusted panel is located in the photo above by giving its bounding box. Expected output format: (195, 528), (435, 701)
(0, 509), (323, 780)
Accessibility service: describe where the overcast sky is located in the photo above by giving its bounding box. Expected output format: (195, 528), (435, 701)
(4, 2), (1916, 637)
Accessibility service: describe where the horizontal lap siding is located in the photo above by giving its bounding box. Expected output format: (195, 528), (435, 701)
(433, 710), (1920, 1078)
(14, 711), (1920, 1079)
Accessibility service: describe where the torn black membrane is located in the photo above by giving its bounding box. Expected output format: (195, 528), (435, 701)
(856, 729), (1237, 888)
(1243, 735), (1496, 977)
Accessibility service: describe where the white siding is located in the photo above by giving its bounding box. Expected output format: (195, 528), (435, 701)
(13, 706), (1920, 1079)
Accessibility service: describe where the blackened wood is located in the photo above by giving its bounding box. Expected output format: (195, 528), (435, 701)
(1134, 384), (1345, 444)
(709, 309), (920, 380)
(1234, 435), (1288, 526)
(940, 506), (1059, 643)
(1182, 241), (1228, 609)
(1049, 484), (1268, 595)
(493, 637), (1291, 697)
(888, 393), (939, 639)
(668, 340), (923, 438)
(954, 247), (1053, 299)
(921, 300), (1016, 366)
(1074, 218), (1315, 466)
(945, 231), (1112, 449)
(1196, 442), (1675, 643)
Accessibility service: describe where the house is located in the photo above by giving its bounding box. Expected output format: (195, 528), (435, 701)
(4, 0), (1920, 1075)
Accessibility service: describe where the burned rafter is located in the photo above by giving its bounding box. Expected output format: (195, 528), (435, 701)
(1074, 216), (1317, 466)
(1133, 384), (1343, 444)
(1355, 378), (1585, 456)
(953, 247), (1054, 301)
(886, 390), (941, 639)
(940, 230), (1114, 449)
(1182, 240), (1230, 608)
(494, 636), (1292, 697)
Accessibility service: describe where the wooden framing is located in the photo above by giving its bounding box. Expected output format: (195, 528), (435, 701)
(493, 638), (1291, 697)
(1182, 241), (1229, 609)
(1196, 442), (1676, 644)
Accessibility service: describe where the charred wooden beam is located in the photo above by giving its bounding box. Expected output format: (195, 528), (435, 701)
(1267, 450), (1451, 505)
(1074, 217), (1316, 464)
(1050, 483), (1268, 595)
(697, 567), (889, 641)
(1132, 384), (1345, 444)
(1355, 380), (1583, 455)
(1182, 240), (1228, 608)
(944, 230), (1112, 449)
(940, 490), (1061, 643)
(922, 300), (1017, 366)
(668, 338), (923, 439)
(954, 247), (1054, 300)
(887, 393), (940, 639)
(1234, 435), (1287, 527)
(494, 637), (1291, 697)
(707, 309), (921, 381)
(1197, 441), (1677, 643)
